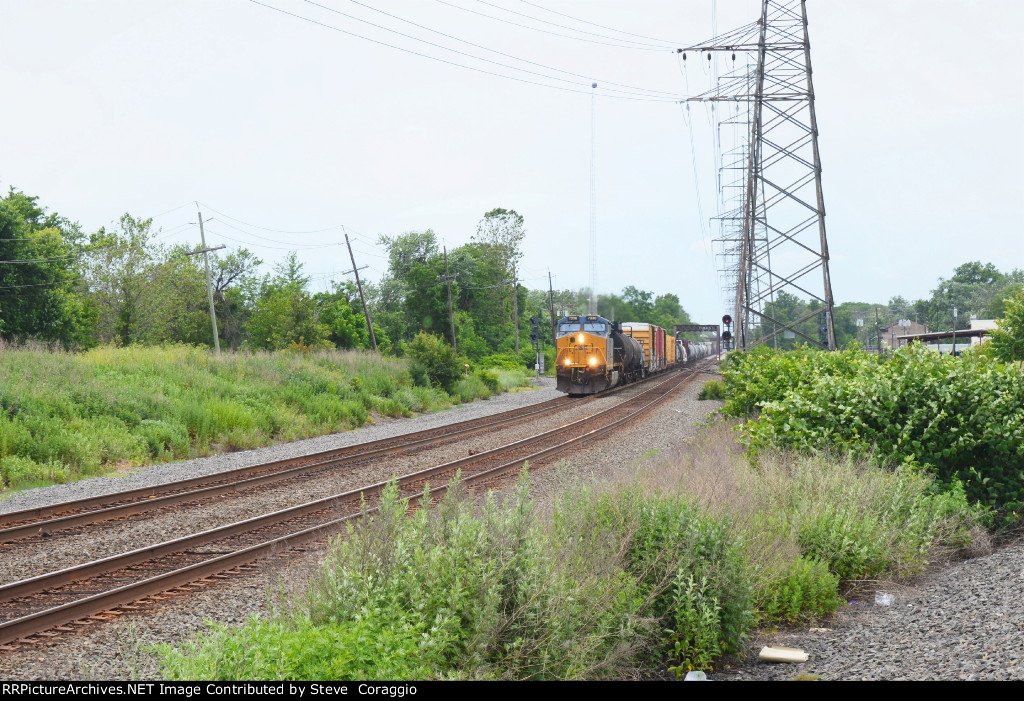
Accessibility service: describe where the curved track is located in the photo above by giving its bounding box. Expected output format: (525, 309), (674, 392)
(0, 363), (705, 648)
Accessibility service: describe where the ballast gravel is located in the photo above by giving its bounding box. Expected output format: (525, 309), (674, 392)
(724, 539), (1024, 681)
(2, 367), (1020, 681)
(0, 383), (629, 583)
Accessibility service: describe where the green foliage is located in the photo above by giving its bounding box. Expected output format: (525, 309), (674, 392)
(406, 332), (462, 392)
(723, 345), (1024, 518)
(0, 345), (454, 492)
(0, 188), (95, 347)
(554, 484), (753, 674)
(156, 615), (441, 681)
(759, 557), (840, 624)
(986, 287), (1024, 363)
(474, 369), (500, 393)
(155, 428), (982, 682)
(477, 352), (524, 370)
(698, 380), (726, 401)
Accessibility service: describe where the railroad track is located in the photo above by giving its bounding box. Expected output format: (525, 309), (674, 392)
(0, 363), (703, 648)
(0, 393), (606, 543)
(0, 367), (682, 544)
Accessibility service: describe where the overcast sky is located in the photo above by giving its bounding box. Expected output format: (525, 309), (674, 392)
(2, 0), (1022, 323)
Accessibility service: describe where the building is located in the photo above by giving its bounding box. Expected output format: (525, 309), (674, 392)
(894, 315), (999, 354)
(879, 319), (929, 350)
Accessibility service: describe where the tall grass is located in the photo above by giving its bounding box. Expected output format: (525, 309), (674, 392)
(0, 344), (530, 493)
(154, 423), (982, 681)
(643, 419), (984, 622)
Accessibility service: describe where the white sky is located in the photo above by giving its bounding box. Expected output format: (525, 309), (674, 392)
(2, 0), (1022, 323)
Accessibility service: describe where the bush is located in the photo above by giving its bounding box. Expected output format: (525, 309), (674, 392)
(760, 557), (841, 624)
(698, 380), (726, 400)
(406, 332), (463, 392)
(723, 344), (1024, 519)
(451, 375), (491, 403)
(477, 352), (525, 370)
(156, 616), (442, 681)
(474, 369), (500, 393)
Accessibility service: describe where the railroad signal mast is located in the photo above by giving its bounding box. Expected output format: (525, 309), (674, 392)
(683, 0), (837, 351)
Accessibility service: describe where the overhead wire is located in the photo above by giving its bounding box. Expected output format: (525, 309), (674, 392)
(517, 0), (686, 46)
(435, 0), (672, 52)
(291, 0), (681, 100)
(197, 201), (342, 235)
(250, 0), (679, 102)
(338, 0), (680, 98)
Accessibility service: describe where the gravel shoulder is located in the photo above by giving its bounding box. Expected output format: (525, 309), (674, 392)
(726, 539), (1024, 681)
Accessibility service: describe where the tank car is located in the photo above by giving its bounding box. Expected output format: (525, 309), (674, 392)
(555, 315), (644, 395)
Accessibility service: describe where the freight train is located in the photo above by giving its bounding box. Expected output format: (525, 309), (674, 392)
(554, 314), (715, 395)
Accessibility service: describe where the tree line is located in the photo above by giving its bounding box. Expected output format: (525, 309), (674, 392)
(0, 189), (695, 361)
(751, 261), (1023, 351)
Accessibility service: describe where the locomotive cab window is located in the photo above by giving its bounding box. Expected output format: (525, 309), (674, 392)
(583, 322), (607, 333)
(558, 323), (582, 334)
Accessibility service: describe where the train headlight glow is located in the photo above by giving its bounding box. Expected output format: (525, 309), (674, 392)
(564, 359), (571, 366)
(589, 357), (597, 366)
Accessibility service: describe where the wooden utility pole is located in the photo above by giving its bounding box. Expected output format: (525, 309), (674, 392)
(547, 270), (556, 348)
(189, 205), (224, 354)
(343, 230), (377, 351)
(512, 264), (520, 355)
(442, 246), (457, 354)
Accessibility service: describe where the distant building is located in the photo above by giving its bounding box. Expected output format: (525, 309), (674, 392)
(893, 314), (999, 353)
(879, 320), (928, 349)
(968, 315), (998, 346)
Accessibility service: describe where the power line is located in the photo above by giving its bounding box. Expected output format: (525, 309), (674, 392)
(518, 0), (686, 46)
(435, 0), (673, 52)
(337, 0), (681, 98)
(197, 201), (343, 235)
(294, 0), (677, 99)
(249, 0), (680, 102)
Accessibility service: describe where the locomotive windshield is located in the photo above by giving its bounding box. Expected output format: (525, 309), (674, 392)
(558, 322), (581, 334)
(583, 322), (607, 333)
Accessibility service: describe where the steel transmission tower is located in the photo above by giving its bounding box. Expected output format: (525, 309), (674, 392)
(683, 0), (836, 350)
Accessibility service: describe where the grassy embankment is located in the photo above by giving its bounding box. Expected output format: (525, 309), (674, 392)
(0, 344), (532, 493)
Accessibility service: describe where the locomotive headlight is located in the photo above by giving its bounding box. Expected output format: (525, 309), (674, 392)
(589, 357), (597, 366)
(564, 359), (571, 366)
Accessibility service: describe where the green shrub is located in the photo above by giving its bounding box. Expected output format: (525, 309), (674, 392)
(406, 332), (462, 392)
(474, 369), (500, 393)
(156, 616), (443, 681)
(477, 352), (525, 370)
(0, 455), (42, 489)
(759, 557), (841, 623)
(698, 380), (726, 400)
(724, 344), (1024, 519)
(451, 375), (491, 403)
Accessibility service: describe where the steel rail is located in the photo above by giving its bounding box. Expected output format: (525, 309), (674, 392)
(0, 366), (679, 542)
(0, 365), (702, 646)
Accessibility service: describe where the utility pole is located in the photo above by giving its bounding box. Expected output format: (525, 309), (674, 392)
(188, 205), (224, 355)
(547, 270), (557, 348)
(343, 230), (377, 351)
(440, 246), (457, 354)
(952, 306), (957, 356)
(875, 307), (881, 356)
(512, 264), (520, 356)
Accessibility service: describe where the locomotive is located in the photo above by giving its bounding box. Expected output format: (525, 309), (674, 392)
(554, 315), (715, 396)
